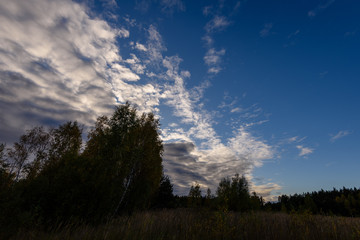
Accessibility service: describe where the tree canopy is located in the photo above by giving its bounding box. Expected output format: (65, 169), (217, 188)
(0, 103), (164, 229)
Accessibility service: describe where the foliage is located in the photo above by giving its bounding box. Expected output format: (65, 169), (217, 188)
(2, 103), (360, 239)
(0, 103), (164, 235)
(217, 174), (251, 211)
(188, 182), (202, 207)
(152, 175), (175, 208)
(268, 187), (360, 217)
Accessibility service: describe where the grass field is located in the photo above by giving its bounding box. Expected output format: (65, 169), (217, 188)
(9, 209), (360, 240)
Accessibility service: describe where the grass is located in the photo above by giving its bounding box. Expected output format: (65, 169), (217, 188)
(8, 209), (360, 240)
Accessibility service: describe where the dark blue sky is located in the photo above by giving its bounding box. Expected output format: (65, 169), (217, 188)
(0, 0), (359, 200)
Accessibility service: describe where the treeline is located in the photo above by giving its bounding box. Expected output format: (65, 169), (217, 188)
(1, 104), (360, 238)
(163, 175), (264, 212)
(265, 188), (360, 217)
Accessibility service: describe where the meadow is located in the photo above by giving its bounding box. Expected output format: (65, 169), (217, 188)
(9, 209), (360, 240)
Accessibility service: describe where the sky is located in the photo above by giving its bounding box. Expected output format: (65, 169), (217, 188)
(0, 0), (359, 201)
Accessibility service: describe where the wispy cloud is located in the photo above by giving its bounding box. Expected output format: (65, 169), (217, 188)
(160, 0), (185, 13)
(296, 145), (314, 157)
(308, 0), (335, 18)
(319, 71), (328, 78)
(330, 130), (351, 142)
(0, 0), (278, 200)
(205, 15), (231, 33)
(134, 42), (148, 52)
(283, 29), (300, 48)
(202, 13), (230, 75)
(287, 136), (306, 144)
(135, 0), (185, 14)
(260, 23), (273, 38)
(288, 30), (300, 39)
(345, 30), (358, 37)
(203, 48), (226, 74)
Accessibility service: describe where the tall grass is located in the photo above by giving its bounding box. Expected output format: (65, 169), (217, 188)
(9, 209), (360, 240)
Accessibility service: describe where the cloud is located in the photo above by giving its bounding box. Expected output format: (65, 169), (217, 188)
(319, 71), (328, 78)
(160, 0), (185, 13)
(135, 0), (151, 12)
(286, 136), (306, 144)
(0, 0), (278, 200)
(345, 30), (358, 37)
(205, 15), (231, 33)
(231, 107), (242, 113)
(203, 48), (225, 74)
(0, 0), (162, 142)
(135, 42), (148, 52)
(308, 0), (335, 18)
(163, 131), (274, 198)
(146, 25), (167, 66)
(203, 6), (213, 16)
(157, 46), (276, 198)
(330, 130), (351, 142)
(260, 23), (273, 38)
(251, 182), (282, 202)
(296, 145), (314, 157)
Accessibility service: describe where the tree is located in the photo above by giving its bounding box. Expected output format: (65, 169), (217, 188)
(152, 175), (175, 208)
(188, 182), (202, 207)
(83, 103), (163, 214)
(0, 143), (13, 190)
(216, 174), (251, 211)
(0, 103), (164, 227)
(217, 177), (231, 209)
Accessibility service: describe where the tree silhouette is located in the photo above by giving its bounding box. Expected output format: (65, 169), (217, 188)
(188, 182), (202, 207)
(217, 174), (250, 211)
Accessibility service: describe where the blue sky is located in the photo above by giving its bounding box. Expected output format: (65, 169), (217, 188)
(0, 0), (359, 200)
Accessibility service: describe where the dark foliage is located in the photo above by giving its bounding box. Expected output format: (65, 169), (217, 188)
(0, 104), (164, 238)
(1, 104), (360, 239)
(265, 187), (360, 216)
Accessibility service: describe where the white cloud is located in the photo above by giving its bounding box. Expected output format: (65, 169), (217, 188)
(125, 54), (146, 74)
(308, 0), (335, 17)
(231, 107), (242, 113)
(287, 136), (306, 144)
(260, 23), (273, 38)
(296, 145), (314, 157)
(0, 0), (160, 142)
(146, 25), (167, 66)
(163, 126), (275, 198)
(0, 1), (279, 200)
(135, 42), (148, 52)
(287, 30), (300, 39)
(345, 30), (358, 37)
(205, 15), (230, 33)
(203, 6), (212, 16)
(251, 182), (282, 202)
(160, 0), (185, 13)
(203, 48), (225, 74)
(330, 130), (351, 142)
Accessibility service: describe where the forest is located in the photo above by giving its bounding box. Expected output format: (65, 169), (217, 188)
(1, 103), (360, 239)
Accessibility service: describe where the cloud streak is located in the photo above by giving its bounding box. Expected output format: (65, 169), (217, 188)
(260, 23), (273, 38)
(296, 145), (314, 157)
(308, 0), (335, 17)
(0, 0), (278, 200)
(330, 130), (351, 142)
